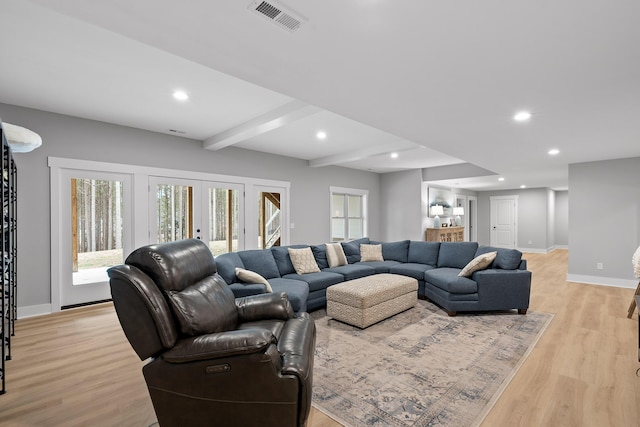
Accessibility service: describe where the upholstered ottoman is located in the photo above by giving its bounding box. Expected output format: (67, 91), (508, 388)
(326, 273), (418, 328)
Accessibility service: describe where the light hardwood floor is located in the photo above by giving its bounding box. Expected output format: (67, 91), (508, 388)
(1, 250), (639, 426)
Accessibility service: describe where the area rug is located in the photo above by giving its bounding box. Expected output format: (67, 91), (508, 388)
(311, 300), (552, 427)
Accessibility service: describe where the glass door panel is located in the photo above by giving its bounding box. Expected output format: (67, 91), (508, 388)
(60, 170), (132, 308)
(149, 177), (244, 255)
(258, 191), (281, 249)
(207, 186), (241, 255)
(72, 178), (124, 286)
(149, 177), (201, 244)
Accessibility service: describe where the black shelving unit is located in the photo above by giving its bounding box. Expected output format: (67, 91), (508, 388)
(1, 121), (17, 395)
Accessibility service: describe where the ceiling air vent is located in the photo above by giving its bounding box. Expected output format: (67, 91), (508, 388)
(248, 0), (307, 33)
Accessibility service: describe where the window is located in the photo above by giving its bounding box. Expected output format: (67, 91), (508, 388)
(330, 187), (368, 241)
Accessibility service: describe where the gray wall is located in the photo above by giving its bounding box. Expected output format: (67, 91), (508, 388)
(477, 188), (551, 251)
(568, 157), (640, 283)
(555, 190), (569, 246)
(380, 170), (423, 241)
(1, 103), (382, 310)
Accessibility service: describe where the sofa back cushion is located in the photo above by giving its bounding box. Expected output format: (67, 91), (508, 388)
(214, 252), (245, 285)
(341, 237), (370, 264)
(271, 245), (309, 276)
(311, 244), (329, 269)
(381, 240), (410, 262)
(237, 250), (281, 279)
(408, 241), (440, 265)
(475, 245), (523, 270)
(437, 242), (479, 269)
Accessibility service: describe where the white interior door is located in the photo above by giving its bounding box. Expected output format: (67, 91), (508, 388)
(490, 195), (518, 248)
(59, 169), (133, 308)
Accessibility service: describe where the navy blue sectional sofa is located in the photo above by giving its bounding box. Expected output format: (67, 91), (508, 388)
(214, 238), (531, 316)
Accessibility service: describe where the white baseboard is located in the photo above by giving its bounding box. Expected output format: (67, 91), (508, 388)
(519, 247), (549, 254)
(555, 244), (568, 250)
(566, 274), (638, 289)
(17, 304), (52, 319)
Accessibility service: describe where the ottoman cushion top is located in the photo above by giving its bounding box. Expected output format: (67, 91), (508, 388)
(327, 273), (418, 309)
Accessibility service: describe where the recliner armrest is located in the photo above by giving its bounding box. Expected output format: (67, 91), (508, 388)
(162, 328), (276, 364)
(236, 292), (294, 323)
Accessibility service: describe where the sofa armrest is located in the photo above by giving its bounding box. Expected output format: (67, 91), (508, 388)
(236, 292), (294, 322)
(277, 312), (316, 427)
(162, 328), (276, 363)
(518, 259), (528, 270)
(474, 269), (532, 310)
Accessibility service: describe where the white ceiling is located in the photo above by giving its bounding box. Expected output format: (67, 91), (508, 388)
(2, 0), (639, 190)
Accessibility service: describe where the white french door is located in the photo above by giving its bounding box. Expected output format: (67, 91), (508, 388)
(59, 169), (133, 307)
(148, 176), (244, 254)
(252, 185), (288, 249)
(490, 195), (518, 249)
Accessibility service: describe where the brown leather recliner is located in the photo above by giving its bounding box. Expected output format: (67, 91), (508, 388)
(107, 239), (316, 427)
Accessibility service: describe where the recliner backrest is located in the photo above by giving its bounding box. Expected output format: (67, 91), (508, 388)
(126, 238), (218, 292)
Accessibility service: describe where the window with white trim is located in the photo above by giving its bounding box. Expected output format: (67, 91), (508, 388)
(330, 187), (368, 241)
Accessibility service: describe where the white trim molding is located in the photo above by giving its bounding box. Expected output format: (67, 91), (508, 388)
(566, 274), (638, 289)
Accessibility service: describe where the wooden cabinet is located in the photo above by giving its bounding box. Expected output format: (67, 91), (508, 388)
(426, 226), (464, 242)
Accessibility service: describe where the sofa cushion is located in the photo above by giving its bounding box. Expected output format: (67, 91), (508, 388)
(437, 242), (479, 269)
(271, 245), (308, 276)
(311, 244), (329, 269)
(282, 271), (344, 293)
(214, 252), (245, 285)
(237, 250), (281, 279)
(323, 264), (376, 280)
(341, 237), (370, 264)
(381, 240), (410, 262)
(355, 260), (401, 274)
(475, 245), (523, 270)
(424, 268), (478, 294)
(167, 275), (239, 336)
(389, 262), (436, 280)
(360, 244), (383, 262)
(268, 278), (310, 312)
(235, 267), (273, 292)
(288, 247), (321, 274)
(408, 241), (440, 266)
(458, 252), (497, 278)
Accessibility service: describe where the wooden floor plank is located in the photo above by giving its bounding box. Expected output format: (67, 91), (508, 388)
(1, 249), (638, 426)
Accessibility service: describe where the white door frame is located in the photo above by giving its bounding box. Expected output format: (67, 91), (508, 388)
(51, 166), (134, 310)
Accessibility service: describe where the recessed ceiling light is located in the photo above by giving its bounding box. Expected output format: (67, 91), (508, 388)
(548, 148), (560, 155)
(520, 185), (527, 189)
(173, 90), (189, 101)
(513, 111), (532, 122)
(390, 152), (398, 159)
(498, 177), (505, 182)
(316, 131), (327, 140)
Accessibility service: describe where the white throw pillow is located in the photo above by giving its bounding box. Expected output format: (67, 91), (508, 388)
(235, 267), (273, 292)
(326, 242), (348, 268)
(360, 244), (384, 262)
(288, 247), (321, 275)
(458, 251), (497, 278)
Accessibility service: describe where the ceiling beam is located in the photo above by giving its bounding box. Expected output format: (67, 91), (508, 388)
(309, 142), (419, 168)
(203, 100), (321, 151)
